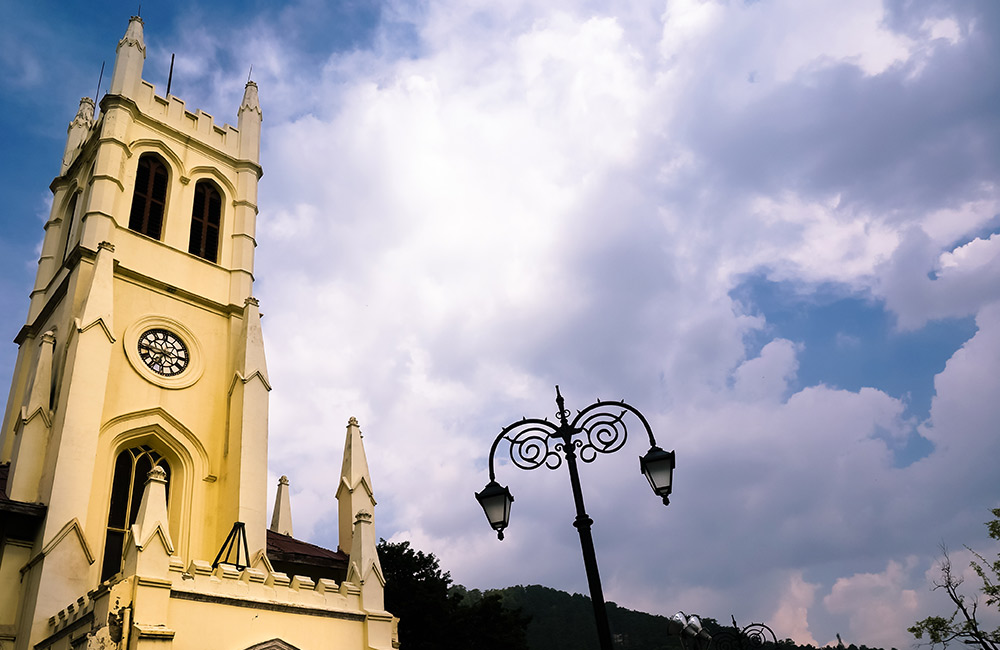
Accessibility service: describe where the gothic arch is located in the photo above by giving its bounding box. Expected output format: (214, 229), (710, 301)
(128, 139), (186, 177)
(96, 408), (215, 562)
(101, 407), (213, 479)
(187, 165), (237, 200)
(56, 179), (82, 217)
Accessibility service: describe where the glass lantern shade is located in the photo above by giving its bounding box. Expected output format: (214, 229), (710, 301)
(684, 615), (703, 637)
(669, 612), (688, 636)
(475, 480), (514, 540)
(639, 445), (675, 505)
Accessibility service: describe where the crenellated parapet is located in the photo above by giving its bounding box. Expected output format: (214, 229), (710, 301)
(121, 80), (248, 162)
(47, 591), (97, 636)
(40, 557), (395, 650)
(166, 559), (362, 613)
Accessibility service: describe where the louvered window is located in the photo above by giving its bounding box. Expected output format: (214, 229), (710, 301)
(128, 155), (168, 239)
(188, 180), (221, 262)
(62, 193), (79, 262)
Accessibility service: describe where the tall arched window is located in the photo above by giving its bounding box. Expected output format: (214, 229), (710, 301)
(128, 154), (168, 239)
(100, 445), (171, 582)
(188, 180), (221, 262)
(62, 193), (79, 263)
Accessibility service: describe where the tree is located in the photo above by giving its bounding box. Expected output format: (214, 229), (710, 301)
(909, 509), (1000, 650)
(377, 539), (529, 650)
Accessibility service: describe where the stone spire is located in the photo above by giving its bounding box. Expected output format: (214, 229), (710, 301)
(235, 297), (269, 383)
(77, 241), (116, 342)
(122, 466), (174, 577)
(61, 97), (95, 174)
(22, 331), (55, 423)
(224, 296), (270, 558)
(337, 417), (376, 554)
(269, 475), (293, 536)
(6, 331), (55, 501)
(237, 81), (262, 163)
(347, 509), (385, 612)
(109, 16), (146, 98)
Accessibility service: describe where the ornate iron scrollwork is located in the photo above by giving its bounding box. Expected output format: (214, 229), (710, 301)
(742, 623), (778, 647)
(489, 391), (657, 478)
(575, 404), (631, 462)
(712, 618), (778, 650)
(501, 419), (562, 471)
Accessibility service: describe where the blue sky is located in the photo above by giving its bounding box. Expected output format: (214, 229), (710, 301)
(733, 275), (977, 419)
(2, 1), (1000, 647)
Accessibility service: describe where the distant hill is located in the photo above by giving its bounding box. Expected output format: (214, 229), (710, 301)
(452, 584), (895, 650)
(452, 583), (708, 650)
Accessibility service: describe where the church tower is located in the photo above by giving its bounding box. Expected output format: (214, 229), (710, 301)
(0, 13), (266, 646)
(0, 16), (394, 650)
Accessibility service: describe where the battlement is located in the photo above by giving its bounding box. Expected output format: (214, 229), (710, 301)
(167, 558), (364, 613)
(47, 588), (99, 636)
(132, 80), (243, 159)
(46, 558), (365, 638)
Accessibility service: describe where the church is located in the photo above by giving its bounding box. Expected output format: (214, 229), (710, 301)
(0, 16), (397, 650)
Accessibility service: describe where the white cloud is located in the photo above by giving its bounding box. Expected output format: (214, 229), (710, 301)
(731, 339), (800, 403)
(247, 3), (998, 646)
(772, 571), (820, 647)
(824, 559), (921, 649)
(176, 0), (1000, 645)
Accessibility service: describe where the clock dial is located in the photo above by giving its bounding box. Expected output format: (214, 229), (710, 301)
(137, 328), (189, 376)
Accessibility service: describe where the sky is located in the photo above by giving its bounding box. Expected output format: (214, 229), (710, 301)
(2, 0), (999, 647)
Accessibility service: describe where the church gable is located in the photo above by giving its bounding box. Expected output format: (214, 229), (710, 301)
(244, 639), (304, 650)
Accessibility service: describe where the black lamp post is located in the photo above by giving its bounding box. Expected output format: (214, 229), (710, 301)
(475, 385), (675, 650)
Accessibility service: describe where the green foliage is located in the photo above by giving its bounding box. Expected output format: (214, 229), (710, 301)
(377, 539), (529, 650)
(909, 509), (1000, 650)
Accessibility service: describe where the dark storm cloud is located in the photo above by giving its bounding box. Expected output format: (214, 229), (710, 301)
(677, 1), (1000, 214)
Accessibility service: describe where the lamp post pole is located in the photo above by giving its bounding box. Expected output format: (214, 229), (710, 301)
(557, 388), (614, 650)
(476, 386), (676, 650)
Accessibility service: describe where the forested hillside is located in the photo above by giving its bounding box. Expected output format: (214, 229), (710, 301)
(380, 540), (895, 650)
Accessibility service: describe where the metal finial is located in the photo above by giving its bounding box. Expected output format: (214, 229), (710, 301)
(94, 61), (105, 105)
(554, 385), (569, 426)
(166, 53), (175, 96)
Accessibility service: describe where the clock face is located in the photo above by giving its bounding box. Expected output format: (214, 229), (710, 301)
(137, 328), (189, 377)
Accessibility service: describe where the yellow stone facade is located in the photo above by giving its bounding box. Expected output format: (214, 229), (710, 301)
(0, 16), (395, 650)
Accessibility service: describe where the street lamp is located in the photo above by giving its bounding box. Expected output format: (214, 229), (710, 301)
(474, 480), (514, 540)
(670, 612), (713, 650)
(475, 385), (675, 650)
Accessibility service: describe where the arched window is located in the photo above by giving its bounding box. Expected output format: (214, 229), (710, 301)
(188, 180), (221, 262)
(62, 193), (79, 262)
(128, 154), (168, 239)
(100, 445), (171, 582)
